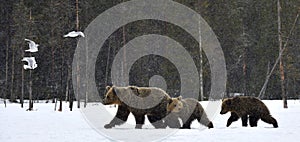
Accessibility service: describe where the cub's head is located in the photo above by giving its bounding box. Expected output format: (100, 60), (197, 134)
(167, 96), (184, 113)
(102, 86), (122, 105)
(220, 98), (234, 114)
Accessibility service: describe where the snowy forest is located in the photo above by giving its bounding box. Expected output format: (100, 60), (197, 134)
(0, 0), (299, 107)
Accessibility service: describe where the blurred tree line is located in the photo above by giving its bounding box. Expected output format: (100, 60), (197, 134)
(0, 0), (299, 106)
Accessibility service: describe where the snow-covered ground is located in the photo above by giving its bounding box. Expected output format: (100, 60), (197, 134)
(0, 100), (299, 142)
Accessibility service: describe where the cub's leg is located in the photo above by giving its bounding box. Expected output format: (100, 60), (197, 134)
(181, 116), (196, 129)
(241, 115), (248, 127)
(261, 115), (278, 128)
(227, 112), (240, 127)
(164, 113), (181, 128)
(249, 115), (260, 127)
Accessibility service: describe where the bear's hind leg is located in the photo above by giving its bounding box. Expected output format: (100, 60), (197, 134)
(249, 115), (259, 127)
(261, 115), (278, 128)
(133, 113), (145, 129)
(241, 115), (248, 127)
(197, 114), (213, 128)
(181, 116), (195, 129)
(227, 112), (240, 127)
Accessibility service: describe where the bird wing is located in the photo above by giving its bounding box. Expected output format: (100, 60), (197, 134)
(25, 38), (34, 43)
(79, 32), (85, 37)
(23, 65), (31, 70)
(25, 38), (38, 51)
(64, 31), (76, 37)
(64, 31), (85, 37)
(25, 39), (35, 48)
(21, 57), (30, 63)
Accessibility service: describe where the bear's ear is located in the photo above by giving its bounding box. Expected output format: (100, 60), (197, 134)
(112, 87), (122, 97)
(168, 99), (173, 104)
(129, 86), (138, 90)
(225, 99), (231, 106)
(129, 86), (139, 95)
(233, 96), (240, 101)
(177, 96), (182, 101)
(106, 86), (111, 91)
(221, 97), (225, 101)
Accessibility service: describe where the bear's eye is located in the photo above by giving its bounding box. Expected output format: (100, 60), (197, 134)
(174, 104), (177, 107)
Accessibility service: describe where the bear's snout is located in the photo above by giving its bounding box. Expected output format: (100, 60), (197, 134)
(220, 110), (227, 114)
(102, 99), (110, 105)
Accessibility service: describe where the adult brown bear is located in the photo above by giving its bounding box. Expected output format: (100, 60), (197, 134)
(220, 96), (278, 128)
(102, 86), (180, 129)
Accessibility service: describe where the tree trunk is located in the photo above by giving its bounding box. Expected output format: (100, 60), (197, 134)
(198, 13), (203, 101)
(69, 89), (73, 111)
(65, 76), (69, 102)
(66, 64), (73, 111)
(54, 97), (57, 111)
(58, 42), (64, 111)
(277, 0), (288, 108)
(76, 0), (79, 31)
(122, 26), (126, 87)
(258, 10), (299, 100)
(5, 40), (9, 108)
(243, 46), (247, 96)
(293, 78), (297, 99)
(76, 0), (80, 109)
(28, 70), (33, 111)
(58, 98), (62, 112)
(261, 61), (271, 99)
(10, 46), (15, 102)
(21, 42), (24, 108)
(85, 44), (88, 108)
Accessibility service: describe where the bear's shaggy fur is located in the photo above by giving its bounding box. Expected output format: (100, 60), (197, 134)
(102, 86), (180, 129)
(167, 96), (213, 129)
(220, 96), (278, 128)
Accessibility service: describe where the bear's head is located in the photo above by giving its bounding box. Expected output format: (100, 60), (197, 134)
(102, 86), (122, 105)
(220, 98), (234, 114)
(167, 96), (184, 113)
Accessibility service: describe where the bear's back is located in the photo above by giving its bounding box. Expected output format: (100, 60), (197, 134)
(233, 96), (270, 115)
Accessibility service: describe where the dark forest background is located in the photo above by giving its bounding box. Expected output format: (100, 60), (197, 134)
(0, 0), (299, 106)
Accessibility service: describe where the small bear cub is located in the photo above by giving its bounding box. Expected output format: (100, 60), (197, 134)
(167, 96), (213, 129)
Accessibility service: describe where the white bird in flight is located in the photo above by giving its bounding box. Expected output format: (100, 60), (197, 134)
(25, 39), (39, 52)
(21, 57), (38, 70)
(63, 31), (85, 38)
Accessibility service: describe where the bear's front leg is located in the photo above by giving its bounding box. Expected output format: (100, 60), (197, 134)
(164, 113), (181, 128)
(147, 115), (167, 129)
(227, 112), (240, 127)
(181, 117), (194, 129)
(133, 113), (145, 129)
(249, 115), (259, 127)
(241, 115), (248, 127)
(105, 105), (130, 129)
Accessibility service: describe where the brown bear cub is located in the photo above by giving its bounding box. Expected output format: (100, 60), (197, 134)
(220, 96), (278, 128)
(102, 86), (180, 129)
(167, 96), (214, 129)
